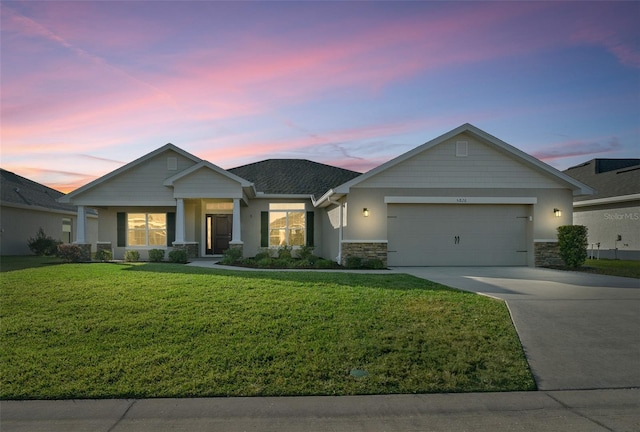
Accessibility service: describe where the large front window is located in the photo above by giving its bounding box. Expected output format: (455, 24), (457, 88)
(269, 203), (305, 247)
(128, 213), (167, 246)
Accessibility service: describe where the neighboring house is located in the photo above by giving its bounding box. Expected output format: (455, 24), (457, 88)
(564, 159), (640, 260)
(0, 169), (98, 255)
(59, 124), (593, 266)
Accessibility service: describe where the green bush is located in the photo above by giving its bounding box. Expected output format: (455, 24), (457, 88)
(256, 257), (273, 268)
(297, 245), (314, 260)
(557, 225), (588, 269)
(317, 259), (337, 269)
(148, 249), (165, 262)
(345, 256), (362, 269)
(362, 258), (385, 269)
(95, 249), (112, 262)
(254, 250), (271, 261)
(124, 250), (140, 262)
(168, 249), (188, 264)
(57, 244), (85, 263)
(27, 228), (61, 256)
(220, 247), (242, 265)
(277, 245), (293, 259)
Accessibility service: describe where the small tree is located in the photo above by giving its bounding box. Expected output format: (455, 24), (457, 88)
(27, 228), (61, 256)
(557, 225), (588, 269)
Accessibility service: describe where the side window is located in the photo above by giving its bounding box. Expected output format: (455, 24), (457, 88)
(62, 218), (72, 243)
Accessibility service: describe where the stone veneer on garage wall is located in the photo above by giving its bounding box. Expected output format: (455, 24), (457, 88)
(534, 241), (563, 267)
(342, 240), (561, 268)
(341, 241), (388, 267)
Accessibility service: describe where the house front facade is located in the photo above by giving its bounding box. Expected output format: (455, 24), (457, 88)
(59, 124), (593, 266)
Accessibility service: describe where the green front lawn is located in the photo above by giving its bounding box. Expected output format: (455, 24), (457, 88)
(581, 259), (640, 279)
(0, 262), (535, 399)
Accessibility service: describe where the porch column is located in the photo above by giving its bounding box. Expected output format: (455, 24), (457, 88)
(175, 198), (185, 243)
(76, 205), (86, 244)
(231, 198), (242, 243)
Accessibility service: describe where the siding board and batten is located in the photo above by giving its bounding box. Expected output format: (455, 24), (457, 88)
(357, 136), (565, 190)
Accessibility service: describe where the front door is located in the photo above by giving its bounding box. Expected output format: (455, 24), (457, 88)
(206, 214), (232, 255)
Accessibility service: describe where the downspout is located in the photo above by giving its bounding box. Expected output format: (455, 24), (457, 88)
(327, 197), (343, 264)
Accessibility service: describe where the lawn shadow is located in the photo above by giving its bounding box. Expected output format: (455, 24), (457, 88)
(121, 262), (469, 293)
(0, 256), (66, 273)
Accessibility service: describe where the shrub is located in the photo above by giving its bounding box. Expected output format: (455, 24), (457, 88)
(277, 245), (293, 260)
(557, 225), (588, 269)
(148, 249), (165, 262)
(168, 249), (188, 264)
(57, 244), (84, 263)
(317, 259), (337, 269)
(220, 247), (243, 265)
(362, 258), (385, 269)
(254, 250), (271, 261)
(297, 245), (314, 260)
(256, 257), (273, 268)
(95, 249), (112, 262)
(124, 250), (140, 262)
(345, 256), (362, 269)
(27, 228), (61, 256)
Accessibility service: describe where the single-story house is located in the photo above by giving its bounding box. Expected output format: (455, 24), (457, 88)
(564, 159), (639, 260)
(59, 124), (593, 266)
(0, 169), (98, 255)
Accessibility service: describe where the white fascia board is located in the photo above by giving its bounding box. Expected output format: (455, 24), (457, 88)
(253, 194), (313, 200)
(0, 202), (98, 217)
(174, 192), (243, 199)
(573, 193), (640, 208)
(333, 123), (594, 196)
(73, 200), (177, 206)
(384, 196), (538, 205)
(341, 240), (388, 243)
(61, 144), (202, 203)
(163, 161), (253, 188)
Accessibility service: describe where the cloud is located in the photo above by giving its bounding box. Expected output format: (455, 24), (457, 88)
(532, 137), (622, 162)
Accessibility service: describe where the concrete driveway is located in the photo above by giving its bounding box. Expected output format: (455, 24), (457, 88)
(394, 267), (640, 391)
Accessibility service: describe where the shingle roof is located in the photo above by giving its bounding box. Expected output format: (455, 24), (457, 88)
(228, 159), (361, 198)
(1, 169), (80, 213)
(564, 159), (640, 202)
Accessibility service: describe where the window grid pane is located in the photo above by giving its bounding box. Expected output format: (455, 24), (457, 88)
(127, 213), (167, 246)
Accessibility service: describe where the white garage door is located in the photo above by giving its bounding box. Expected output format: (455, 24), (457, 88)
(387, 204), (529, 266)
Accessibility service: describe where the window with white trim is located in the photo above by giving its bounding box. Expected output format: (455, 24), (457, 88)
(127, 213), (167, 246)
(269, 203), (305, 247)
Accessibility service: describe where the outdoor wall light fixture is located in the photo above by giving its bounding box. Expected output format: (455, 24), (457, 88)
(553, 208), (562, 217)
(363, 208), (369, 217)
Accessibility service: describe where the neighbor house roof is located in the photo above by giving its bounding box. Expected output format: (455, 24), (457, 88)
(564, 159), (640, 204)
(0, 168), (87, 214)
(228, 159), (361, 198)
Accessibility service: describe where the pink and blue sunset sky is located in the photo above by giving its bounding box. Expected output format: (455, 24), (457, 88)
(1, 0), (638, 193)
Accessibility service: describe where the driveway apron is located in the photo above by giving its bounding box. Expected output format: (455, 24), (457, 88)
(394, 267), (640, 391)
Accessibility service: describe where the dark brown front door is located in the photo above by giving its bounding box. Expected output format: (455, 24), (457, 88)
(206, 214), (232, 255)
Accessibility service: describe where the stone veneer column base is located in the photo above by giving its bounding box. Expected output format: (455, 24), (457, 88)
(229, 241), (244, 257)
(172, 242), (199, 258)
(534, 241), (563, 267)
(96, 242), (112, 255)
(341, 241), (388, 267)
(74, 243), (92, 262)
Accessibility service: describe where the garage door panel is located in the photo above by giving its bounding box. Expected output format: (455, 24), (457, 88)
(388, 204), (528, 266)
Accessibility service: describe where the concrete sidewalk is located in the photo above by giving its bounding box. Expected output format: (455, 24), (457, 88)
(2, 389), (638, 432)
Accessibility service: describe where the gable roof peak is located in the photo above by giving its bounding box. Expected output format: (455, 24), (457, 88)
(60, 143), (202, 202)
(330, 123), (593, 197)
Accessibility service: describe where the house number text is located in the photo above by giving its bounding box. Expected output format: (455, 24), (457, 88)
(456, 198), (468, 203)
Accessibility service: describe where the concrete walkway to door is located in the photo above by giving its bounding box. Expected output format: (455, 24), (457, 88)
(394, 267), (640, 391)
